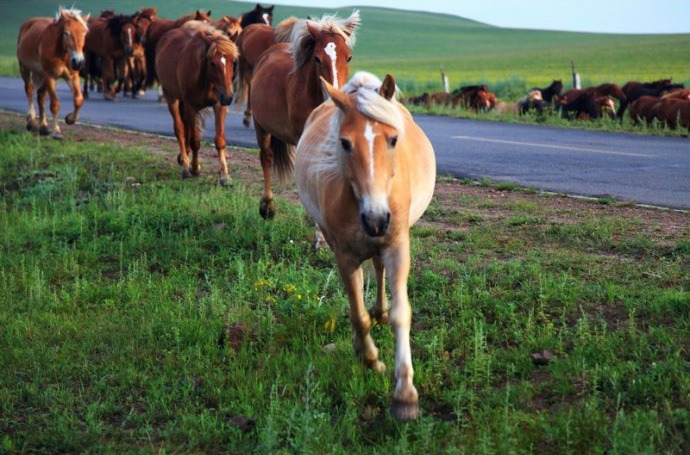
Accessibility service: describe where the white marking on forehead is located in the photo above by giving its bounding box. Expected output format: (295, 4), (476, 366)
(262, 13), (269, 24)
(364, 121), (376, 178)
(220, 55), (227, 75)
(324, 42), (338, 89)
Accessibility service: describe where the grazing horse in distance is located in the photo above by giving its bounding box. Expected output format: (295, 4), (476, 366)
(560, 92), (599, 120)
(212, 16), (242, 41)
(83, 14), (139, 100)
(233, 16), (300, 127)
(451, 85), (495, 112)
(518, 90), (548, 115)
(240, 3), (274, 27)
(156, 21), (237, 186)
(250, 11), (360, 219)
(296, 72), (436, 421)
(144, 10), (212, 90)
(17, 7), (89, 139)
(563, 83), (626, 118)
(531, 80), (563, 104)
(618, 79), (675, 118)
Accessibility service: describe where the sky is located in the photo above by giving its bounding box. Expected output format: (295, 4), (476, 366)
(266, 0), (690, 34)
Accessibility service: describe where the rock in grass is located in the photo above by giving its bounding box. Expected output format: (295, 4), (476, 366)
(530, 350), (554, 366)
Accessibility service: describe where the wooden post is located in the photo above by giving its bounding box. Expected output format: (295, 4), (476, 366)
(440, 68), (449, 94)
(571, 61), (581, 90)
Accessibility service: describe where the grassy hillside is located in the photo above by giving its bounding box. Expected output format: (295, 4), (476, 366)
(3, 1), (689, 95)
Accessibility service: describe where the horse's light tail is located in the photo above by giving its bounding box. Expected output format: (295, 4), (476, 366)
(270, 136), (295, 183)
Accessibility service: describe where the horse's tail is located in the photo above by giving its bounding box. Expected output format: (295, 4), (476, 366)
(145, 41), (157, 88)
(270, 136), (295, 182)
(231, 57), (249, 107)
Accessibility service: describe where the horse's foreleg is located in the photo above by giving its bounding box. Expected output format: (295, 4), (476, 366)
(255, 123), (275, 219)
(45, 78), (62, 140)
(370, 256), (389, 324)
(36, 79), (49, 136)
(102, 58), (116, 101)
(20, 65), (38, 131)
(65, 71), (84, 125)
(166, 98), (189, 178)
(213, 104), (230, 186)
(335, 252), (385, 373)
(185, 106), (201, 176)
(384, 235), (420, 421)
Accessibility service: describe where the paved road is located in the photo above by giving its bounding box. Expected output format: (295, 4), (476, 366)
(1, 76), (688, 209)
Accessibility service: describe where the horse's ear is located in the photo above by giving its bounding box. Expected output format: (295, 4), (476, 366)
(306, 22), (320, 40)
(83, 13), (90, 22)
(321, 76), (349, 112)
(341, 10), (361, 38)
(268, 6), (274, 12)
(380, 74), (396, 101)
(229, 30), (240, 41)
(255, 3), (261, 9)
(207, 10), (212, 17)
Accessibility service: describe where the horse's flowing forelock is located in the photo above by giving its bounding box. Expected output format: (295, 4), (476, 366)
(182, 21), (238, 59)
(344, 72), (405, 134)
(56, 6), (88, 29)
(291, 10), (360, 69)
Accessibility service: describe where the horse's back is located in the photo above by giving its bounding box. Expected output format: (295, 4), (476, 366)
(17, 17), (52, 69)
(250, 43), (294, 140)
(237, 24), (274, 66)
(155, 28), (189, 98)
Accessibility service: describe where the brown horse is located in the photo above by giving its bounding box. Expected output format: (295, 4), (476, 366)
(156, 21), (237, 185)
(83, 14), (139, 100)
(618, 79), (675, 118)
(296, 72), (436, 421)
(233, 17), (300, 127)
(563, 83), (626, 118)
(212, 16), (242, 41)
(250, 12), (360, 218)
(17, 7), (89, 139)
(144, 10), (212, 90)
(654, 98), (690, 129)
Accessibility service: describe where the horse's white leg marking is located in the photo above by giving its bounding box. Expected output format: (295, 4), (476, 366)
(324, 42), (338, 89)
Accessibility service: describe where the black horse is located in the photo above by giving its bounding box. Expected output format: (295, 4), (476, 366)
(240, 3), (274, 27)
(560, 92), (599, 120)
(531, 80), (563, 105)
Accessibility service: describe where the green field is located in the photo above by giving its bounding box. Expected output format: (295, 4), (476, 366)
(1, 115), (689, 453)
(2, 1), (689, 97)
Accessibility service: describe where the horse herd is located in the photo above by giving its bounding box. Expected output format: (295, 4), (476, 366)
(16, 4), (437, 421)
(407, 78), (690, 130)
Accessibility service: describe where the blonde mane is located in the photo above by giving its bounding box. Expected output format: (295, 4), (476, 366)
(55, 6), (88, 29)
(291, 10), (360, 69)
(274, 16), (300, 42)
(182, 21), (239, 59)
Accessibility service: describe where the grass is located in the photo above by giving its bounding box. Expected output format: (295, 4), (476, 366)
(1, 117), (689, 454)
(2, 1), (689, 92)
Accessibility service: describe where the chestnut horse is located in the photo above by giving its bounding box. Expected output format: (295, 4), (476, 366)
(250, 11), (360, 218)
(144, 10), (212, 90)
(156, 21), (237, 185)
(296, 72), (436, 421)
(563, 83), (626, 118)
(233, 17), (300, 127)
(17, 7), (89, 139)
(240, 3), (274, 27)
(84, 14), (139, 100)
(212, 16), (242, 41)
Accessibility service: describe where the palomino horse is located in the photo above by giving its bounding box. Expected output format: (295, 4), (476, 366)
(144, 10), (212, 90)
(233, 17), (300, 127)
(17, 7), (89, 139)
(296, 72), (436, 420)
(250, 11), (360, 218)
(156, 21), (237, 186)
(240, 3), (274, 27)
(84, 14), (138, 100)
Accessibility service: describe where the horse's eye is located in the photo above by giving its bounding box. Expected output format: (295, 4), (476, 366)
(340, 138), (352, 153)
(314, 56), (322, 64)
(346, 55), (352, 63)
(388, 136), (398, 148)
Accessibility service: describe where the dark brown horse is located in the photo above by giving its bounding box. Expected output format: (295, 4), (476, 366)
(17, 7), (89, 139)
(563, 83), (626, 118)
(156, 21), (237, 185)
(144, 10), (212, 90)
(83, 14), (139, 100)
(617, 79), (678, 118)
(240, 4), (274, 27)
(250, 12), (360, 218)
(233, 17), (300, 126)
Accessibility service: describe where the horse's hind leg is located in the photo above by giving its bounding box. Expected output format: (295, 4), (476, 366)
(36, 78), (49, 136)
(213, 104), (231, 186)
(166, 98), (190, 178)
(44, 77), (63, 140)
(19, 64), (38, 131)
(65, 71), (85, 125)
(255, 122), (275, 219)
(384, 235), (420, 421)
(243, 81), (252, 127)
(369, 256), (389, 324)
(335, 252), (385, 374)
(185, 106), (202, 176)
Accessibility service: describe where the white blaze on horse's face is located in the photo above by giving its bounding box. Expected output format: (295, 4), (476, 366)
(262, 13), (269, 24)
(324, 42), (338, 89)
(220, 55), (227, 76)
(364, 121), (376, 178)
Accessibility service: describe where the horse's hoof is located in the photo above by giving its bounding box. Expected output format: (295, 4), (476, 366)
(39, 125), (50, 136)
(259, 199), (276, 219)
(242, 117), (251, 128)
(370, 308), (389, 325)
(181, 169), (192, 180)
(51, 132), (64, 141)
(391, 399), (420, 421)
(26, 119), (39, 132)
(190, 166), (201, 176)
(65, 113), (77, 125)
(219, 175), (232, 187)
(369, 360), (386, 373)
(104, 94), (116, 101)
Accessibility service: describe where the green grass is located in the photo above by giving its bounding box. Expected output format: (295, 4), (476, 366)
(1, 121), (689, 453)
(3, 1), (690, 92)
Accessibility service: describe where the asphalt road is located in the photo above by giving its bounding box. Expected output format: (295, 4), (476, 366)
(1, 76), (688, 209)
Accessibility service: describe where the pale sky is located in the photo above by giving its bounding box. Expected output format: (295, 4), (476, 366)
(267, 0), (690, 34)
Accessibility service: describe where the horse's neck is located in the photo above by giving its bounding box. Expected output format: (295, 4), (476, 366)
(47, 22), (66, 56)
(288, 61), (325, 137)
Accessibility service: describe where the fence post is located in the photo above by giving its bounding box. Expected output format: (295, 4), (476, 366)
(571, 61), (581, 89)
(441, 68), (449, 93)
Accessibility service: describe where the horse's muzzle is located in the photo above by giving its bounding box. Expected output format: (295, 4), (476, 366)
(70, 57), (84, 71)
(218, 93), (232, 106)
(361, 211), (390, 238)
